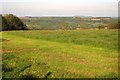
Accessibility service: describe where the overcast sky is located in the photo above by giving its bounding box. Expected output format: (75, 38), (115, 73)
(0, 0), (119, 17)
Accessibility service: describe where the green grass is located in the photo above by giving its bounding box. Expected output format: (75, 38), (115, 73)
(2, 29), (118, 78)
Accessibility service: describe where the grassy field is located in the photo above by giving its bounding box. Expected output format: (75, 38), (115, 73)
(2, 29), (118, 78)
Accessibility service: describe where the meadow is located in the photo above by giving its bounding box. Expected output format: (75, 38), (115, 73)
(2, 29), (118, 78)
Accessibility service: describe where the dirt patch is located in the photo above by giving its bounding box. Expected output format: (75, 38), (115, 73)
(3, 48), (40, 53)
(43, 52), (88, 65)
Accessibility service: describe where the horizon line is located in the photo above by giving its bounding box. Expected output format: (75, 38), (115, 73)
(2, 14), (117, 17)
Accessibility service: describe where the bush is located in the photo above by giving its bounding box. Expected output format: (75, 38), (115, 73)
(2, 14), (27, 31)
(98, 24), (105, 29)
(2, 16), (9, 31)
(107, 20), (118, 29)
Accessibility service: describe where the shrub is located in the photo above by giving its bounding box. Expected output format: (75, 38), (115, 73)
(2, 16), (9, 31)
(2, 14), (27, 31)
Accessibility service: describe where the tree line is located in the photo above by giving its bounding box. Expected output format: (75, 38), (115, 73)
(1, 14), (27, 31)
(1, 14), (120, 31)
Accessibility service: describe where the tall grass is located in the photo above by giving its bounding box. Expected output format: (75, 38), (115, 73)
(5, 29), (118, 51)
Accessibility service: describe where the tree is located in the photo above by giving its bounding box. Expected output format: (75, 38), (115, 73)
(2, 16), (9, 31)
(107, 20), (118, 29)
(62, 22), (70, 30)
(2, 14), (27, 31)
(98, 24), (105, 29)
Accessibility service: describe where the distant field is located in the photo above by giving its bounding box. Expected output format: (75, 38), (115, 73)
(21, 17), (113, 30)
(2, 30), (118, 78)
